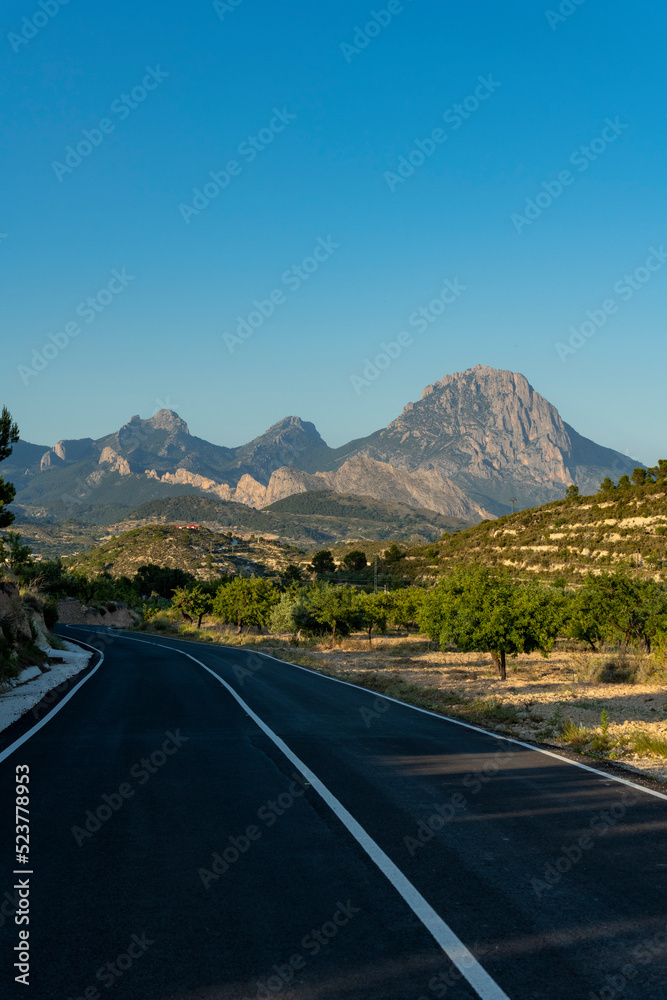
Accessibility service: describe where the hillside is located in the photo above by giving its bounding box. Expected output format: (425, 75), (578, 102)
(401, 483), (667, 585)
(109, 492), (463, 545)
(65, 525), (301, 583)
(7, 490), (467, 564)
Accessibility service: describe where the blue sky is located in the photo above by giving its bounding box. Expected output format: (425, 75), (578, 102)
(1, 0), (665, 464)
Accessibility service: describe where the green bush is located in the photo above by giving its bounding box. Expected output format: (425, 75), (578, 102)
(43, 601), (58, 630)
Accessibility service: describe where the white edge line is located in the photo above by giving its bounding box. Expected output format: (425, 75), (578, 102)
(65, 627), (507, 1000)
(62, 626), (667, 804)
(0, 639), (103, 765)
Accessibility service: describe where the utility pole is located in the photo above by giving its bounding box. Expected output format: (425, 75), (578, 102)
(586, 509), (590, 556)
(509, 496), (517, 515)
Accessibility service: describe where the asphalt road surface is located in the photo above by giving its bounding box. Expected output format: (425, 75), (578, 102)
(1, 626), (666, 1000)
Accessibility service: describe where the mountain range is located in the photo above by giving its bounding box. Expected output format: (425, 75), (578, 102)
(5, 365), (640, 526)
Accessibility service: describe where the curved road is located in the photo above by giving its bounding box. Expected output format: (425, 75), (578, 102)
(1, 626), (666, 999)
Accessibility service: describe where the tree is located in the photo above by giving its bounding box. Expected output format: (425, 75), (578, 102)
(342, 549), (368, 572)
(384, 543), (403, 565)
(617, 475), (631, 490)
(565, 484), (580, 500)
(133, 564), (195, 599)
(656, 460), (667, 484)
(172, 584), (210, 627)
(0, 406), (20, 530)
(280, 564), (303, 588)
(269, 593), (301, 636)
(358, 591), (390, 643)
(566, 587), (606, 652)
(1, 532), (32, 575)
(576, 573), (667, 653)
(387, 588), (425, 633)
(309, 550), (336, 575)
(598, 477), (616, 494)
(631, 467), (648, 487)
(212, 577), (279, 632)
(419, 569), (564, 680)
(306, 584), (362, 646)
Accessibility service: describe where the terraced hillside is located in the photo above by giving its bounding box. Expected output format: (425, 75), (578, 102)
(402, 483), (667, 584)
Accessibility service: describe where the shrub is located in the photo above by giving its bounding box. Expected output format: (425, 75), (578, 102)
(595, 654), (637, 684)
(559, 718), (594, 750)
(43, 601), (58, 630)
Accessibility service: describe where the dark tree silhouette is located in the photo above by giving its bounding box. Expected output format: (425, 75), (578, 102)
(0, 406), (20, 529)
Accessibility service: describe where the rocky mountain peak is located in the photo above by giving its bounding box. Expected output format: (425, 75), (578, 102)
(146, 410), (190, 435)
(267, 416), (326, 444)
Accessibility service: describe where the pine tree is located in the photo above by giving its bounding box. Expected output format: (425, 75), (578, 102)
(0, 406), (20, 530)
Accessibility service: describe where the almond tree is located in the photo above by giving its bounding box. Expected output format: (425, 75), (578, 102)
(419, 568), (564, 680)
(172, 584), (210, 628)
(212, 577), (279, 632)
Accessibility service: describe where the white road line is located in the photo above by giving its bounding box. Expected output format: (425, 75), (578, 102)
(0, 639), (103, 764)
(68, 625), (667, 804)
(65, 627), (509, 1000)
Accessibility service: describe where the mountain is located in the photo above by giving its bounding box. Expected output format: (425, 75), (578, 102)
(4, 366), (641, 525)
(327, 366), (640, 514)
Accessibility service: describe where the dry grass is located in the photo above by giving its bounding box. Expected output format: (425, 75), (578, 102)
(138, 620), (667, 783)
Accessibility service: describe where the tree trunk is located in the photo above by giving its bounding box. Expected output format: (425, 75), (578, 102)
(492, 650), (507, 680)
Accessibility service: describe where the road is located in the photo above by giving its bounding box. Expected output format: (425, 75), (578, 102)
(1, 626), (666, 1000)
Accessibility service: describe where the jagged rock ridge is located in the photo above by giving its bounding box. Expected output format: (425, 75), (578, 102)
(5, 368), (641, 521)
